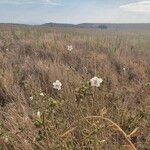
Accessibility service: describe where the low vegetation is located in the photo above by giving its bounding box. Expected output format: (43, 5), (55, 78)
(0, 25), (150, 150)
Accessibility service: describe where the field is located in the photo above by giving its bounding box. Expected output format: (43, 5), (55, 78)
(0, 25), (150, 150)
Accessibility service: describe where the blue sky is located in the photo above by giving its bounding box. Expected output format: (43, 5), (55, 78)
(0, 0), (150, 24)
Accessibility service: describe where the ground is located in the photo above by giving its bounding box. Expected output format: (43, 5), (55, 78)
(0, 25), (150, 150)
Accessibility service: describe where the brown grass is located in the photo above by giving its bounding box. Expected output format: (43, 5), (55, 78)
(0, 25), (150, 150)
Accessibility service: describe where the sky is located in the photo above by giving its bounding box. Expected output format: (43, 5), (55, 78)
(0, 0), (150, 24)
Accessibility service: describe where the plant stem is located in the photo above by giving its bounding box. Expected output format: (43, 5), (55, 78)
(60, 115), (137, 150)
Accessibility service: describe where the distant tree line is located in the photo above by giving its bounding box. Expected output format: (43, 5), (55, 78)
(98, 24), (108, 29)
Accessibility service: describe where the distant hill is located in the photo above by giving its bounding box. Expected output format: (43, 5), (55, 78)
(42, 22), (75, 28)
(0, 23), (30, 27)
(0, 22), (150, 30)
(42, 23), (110, 28)
(42, 23), (150, 30)
(77, 23), (150, 29)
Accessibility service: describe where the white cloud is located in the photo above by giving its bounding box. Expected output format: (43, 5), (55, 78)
(120, 1), (150, 13)
(0, 0), (61, 5)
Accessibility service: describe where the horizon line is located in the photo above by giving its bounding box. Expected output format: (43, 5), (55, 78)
(0, 22), (150, 26)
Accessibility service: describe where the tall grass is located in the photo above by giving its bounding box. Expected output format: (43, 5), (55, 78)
(0, 25), (150, 150)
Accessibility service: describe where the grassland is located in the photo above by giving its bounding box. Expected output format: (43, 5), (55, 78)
(0, 25), (150, 150)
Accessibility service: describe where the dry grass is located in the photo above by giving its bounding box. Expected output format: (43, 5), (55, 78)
(0, 25), (150, 150)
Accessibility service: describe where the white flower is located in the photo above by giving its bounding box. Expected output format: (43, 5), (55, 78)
(40, 93), (44, 96)
(123, 67), (126, 72)
(90, 76), (103, 87)
(53, 80), (62, 90)
(37, 111), (41, 117)
(30, 96), (33, 100)
(6, 48), (9, 51)
(67, 45), (73, 51)
(4, 137), (9, 143)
